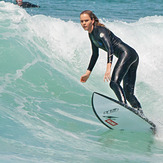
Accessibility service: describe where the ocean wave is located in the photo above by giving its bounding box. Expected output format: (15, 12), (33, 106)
(1, 2), (163, 162)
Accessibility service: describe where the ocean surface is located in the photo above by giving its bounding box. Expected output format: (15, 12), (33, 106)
(0, 0), (163, 162)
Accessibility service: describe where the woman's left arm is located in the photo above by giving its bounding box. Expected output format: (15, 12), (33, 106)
(99, 29), (114, 64)
(99, 29), (114, 81)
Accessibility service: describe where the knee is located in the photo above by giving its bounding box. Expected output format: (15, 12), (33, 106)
(110, 80), (118, 90)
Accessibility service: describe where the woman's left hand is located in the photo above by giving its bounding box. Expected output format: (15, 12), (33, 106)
(104, 71), (111, 82)
(104, 63), (112, 82)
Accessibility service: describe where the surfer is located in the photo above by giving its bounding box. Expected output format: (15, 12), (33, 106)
(80, 10), (143, 114)
(16, 0), (40, 8)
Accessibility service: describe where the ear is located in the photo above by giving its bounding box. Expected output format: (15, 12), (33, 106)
(92, 18), (95, 25)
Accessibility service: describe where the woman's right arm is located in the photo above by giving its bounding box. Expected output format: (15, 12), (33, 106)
(87, 40), (99, 71)
(80, 39), (99, 83)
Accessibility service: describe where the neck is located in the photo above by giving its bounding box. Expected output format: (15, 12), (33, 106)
(88, 25), (94, 33)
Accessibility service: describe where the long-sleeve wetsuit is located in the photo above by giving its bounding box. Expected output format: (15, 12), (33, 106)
(88, 25), (141, 109)
(17, 2), (40, 8)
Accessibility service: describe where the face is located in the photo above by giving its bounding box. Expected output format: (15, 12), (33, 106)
(16, 0), (22, 3)
(80, 14), (94, 33)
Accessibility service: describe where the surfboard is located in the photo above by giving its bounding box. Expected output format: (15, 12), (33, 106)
(92, 92), (156, 133)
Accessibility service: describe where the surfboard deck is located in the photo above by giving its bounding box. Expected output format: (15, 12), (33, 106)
(92, 92), (156, 133)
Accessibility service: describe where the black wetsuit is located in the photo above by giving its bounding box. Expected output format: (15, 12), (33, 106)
(17, 2), (40, 8)
(88, 26), (141, 109)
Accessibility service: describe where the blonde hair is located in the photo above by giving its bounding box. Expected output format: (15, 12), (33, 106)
(80, 10), (105, 27)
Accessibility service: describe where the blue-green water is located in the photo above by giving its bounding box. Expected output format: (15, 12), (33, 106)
(0, 0), (163, 162)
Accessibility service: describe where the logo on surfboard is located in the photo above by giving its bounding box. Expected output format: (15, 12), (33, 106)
(103, 115), (119, 126)
(102, 108), (119, 126)
(105, 118), (118, 126)
(103, 108), (119, 115)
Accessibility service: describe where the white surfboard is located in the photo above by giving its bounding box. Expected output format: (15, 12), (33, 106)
(92, 92), (156, 133)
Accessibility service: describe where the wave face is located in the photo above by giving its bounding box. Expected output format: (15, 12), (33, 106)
(0, 2), (163, 163)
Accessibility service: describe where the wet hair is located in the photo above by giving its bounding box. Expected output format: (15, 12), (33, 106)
(80, 10), (105, 27)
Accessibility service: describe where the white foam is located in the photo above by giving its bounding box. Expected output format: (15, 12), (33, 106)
(55, 109), (104, 127)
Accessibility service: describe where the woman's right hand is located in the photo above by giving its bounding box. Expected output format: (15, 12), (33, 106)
(80, 70), (91, 83)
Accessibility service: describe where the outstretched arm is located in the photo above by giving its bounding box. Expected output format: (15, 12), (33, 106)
(80, 39), (99, 83)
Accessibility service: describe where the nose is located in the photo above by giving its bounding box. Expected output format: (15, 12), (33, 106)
(82, 21), (85, 24)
